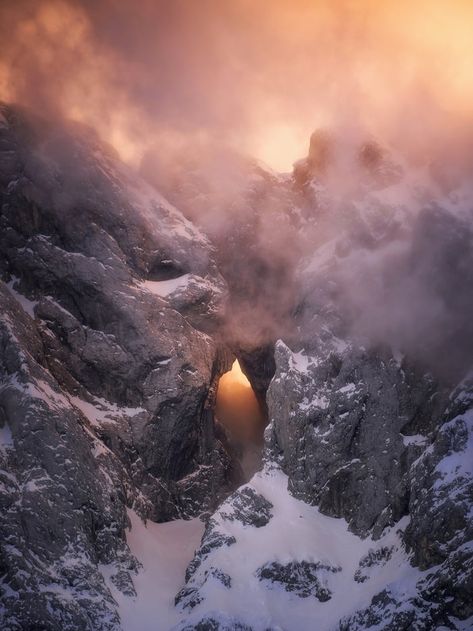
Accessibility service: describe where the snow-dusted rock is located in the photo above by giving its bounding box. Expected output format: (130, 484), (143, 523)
(0, 284), (135, 630)
(170, 128), (473, 631)
(172, 467), (423, 630)
(1, 106), (472, 631)
(0, 103), (239, 629)
(266, 340), (445, 537)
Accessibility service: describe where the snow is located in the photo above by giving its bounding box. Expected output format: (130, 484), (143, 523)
(337, 382), (357, 395)
(139, 273), (219, 303)
(433, 408), (473, 489)
(299, 395), (329, 411)
(124, 175), (207, 245)
(401, 434), (428, 447)
(331, 336), (349, 354)
(69, 394), (146, 427)
(453, 614), (473, 630)
(283, 345), (319, 374)
(177, 467), (421, 631)
(301, 239), (338, 275)
(140, 275), (191, 298)
(19, 378), (70, 411)
(5, 277), (38, 317)
(356, 166), (435, 221)
(101, 510), (204, 631)
(0, 421), (13, 449)
(290, 350), (311, 372)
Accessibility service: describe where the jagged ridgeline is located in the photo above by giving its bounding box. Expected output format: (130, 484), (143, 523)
(0, 104), (472, 631)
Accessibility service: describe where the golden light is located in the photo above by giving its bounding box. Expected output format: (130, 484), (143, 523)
(249, 123), (309, 172)
(2, 0), (473, 171)
(215, 360), (265, 444)
(223, 360), (250, 387)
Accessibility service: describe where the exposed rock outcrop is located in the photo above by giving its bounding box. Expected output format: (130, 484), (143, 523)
(0, 103), (241, 629)
(1, 107), (472, 631)
(171, 129), (473, 631)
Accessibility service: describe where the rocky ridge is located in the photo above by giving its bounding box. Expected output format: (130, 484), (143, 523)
(0, 103), (241, 630)
(0, 104), (472, 631)
(171, 131), (473, 630)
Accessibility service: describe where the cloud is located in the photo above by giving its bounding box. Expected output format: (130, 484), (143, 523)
(1, 0), (473, 169)
(1, 0), (472, 381)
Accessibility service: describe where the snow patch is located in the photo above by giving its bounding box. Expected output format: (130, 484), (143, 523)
(5, 278), (38, 318)
(175, 468), (421, 631)
(337, 383), (357, 395)
(102, 510), (204, 631)
(0, 421), (13, 449)
(401, 434), (428, 447)
(140, 275), (191, 298)
(434, 409), (473, 489)
(69, 394), (146, 427)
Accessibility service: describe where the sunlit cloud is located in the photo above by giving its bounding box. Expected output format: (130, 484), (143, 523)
(1, 0), (472, 170)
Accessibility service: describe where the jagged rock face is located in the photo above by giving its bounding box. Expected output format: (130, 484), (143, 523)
(264, 344), (472, 626)
(172, 132), (473, 630)
(256, 560), (341, 601)
(405, 377), (473, 572)
(237, 344), (275, 417)
(176, 615), (255, 631)
(175, 376), (472, 630)
(0, 285), (135, 630)
(1, 103), (472, 631)
(266, 340), (446, 536)
(140, 141), (300, 352)
(0, 104), (242, 628)
(0, 103), (239, 517)
(293, 127), (403, 198)
(170, 466), (423, 630)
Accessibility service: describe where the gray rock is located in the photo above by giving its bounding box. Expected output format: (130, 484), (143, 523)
(173, 613), (254, 631)
(185, 518), (237, 583)
(0, 103), (240, 629)
(405, 376), (473, 571)
(256, 560), (341, 601)
(266, 340), (445, 537)
(0, 102), (239, 522)
(220, 486), (273, 528)
(176, 567), (231, 612)
(354, 547), (394, 583)
(0, 284), (134, 630)
(2, 104), (472, 631)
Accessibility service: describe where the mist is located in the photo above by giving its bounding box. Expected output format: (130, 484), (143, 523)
(1, 0), (472, 381)
(1, 0), (473, 169)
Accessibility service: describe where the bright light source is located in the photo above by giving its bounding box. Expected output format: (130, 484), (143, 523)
(215, 360), (265, 444)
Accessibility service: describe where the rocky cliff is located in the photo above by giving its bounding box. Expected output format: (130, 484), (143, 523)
(0, 103), (240, 630)
(0, 105), (472, 631)
(168, 132), (473, 630)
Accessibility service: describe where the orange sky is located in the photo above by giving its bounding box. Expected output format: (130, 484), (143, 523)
(1, 0), (472, 170)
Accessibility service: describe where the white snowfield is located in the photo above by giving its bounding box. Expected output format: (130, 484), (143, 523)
(140, 275), (192, 298)
(114, 468), (423, 631)
(102, 511), (204, 631)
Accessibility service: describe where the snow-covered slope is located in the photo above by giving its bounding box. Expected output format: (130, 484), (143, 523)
(103, 511), (204, 631)
(174, 365), (472, 630)
(172, 467), (420, 631)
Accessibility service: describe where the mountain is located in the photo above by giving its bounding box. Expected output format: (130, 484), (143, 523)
(0, 104), (472, 631)
(0, 103), (242, 630)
